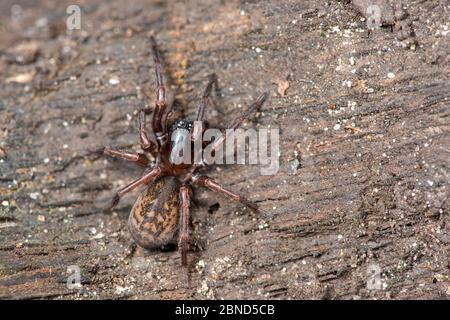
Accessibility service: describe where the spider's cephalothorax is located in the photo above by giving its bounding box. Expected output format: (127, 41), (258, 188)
(104, 35), (267, 287)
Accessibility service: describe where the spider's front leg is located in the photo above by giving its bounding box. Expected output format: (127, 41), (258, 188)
(149, 36), (170, 148)
(138, 109), (157, 155)
(179, 184), (192, 288)
(208, 92), (268, 155)
(191, 73), (218, 141)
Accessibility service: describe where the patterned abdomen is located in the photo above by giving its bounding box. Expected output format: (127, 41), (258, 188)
(128, 176), (180, 249)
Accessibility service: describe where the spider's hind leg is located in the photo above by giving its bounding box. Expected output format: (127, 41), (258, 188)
(105, 167), (162, 212)
(122, 242), (137, 263)
(179, 184), (192, 288)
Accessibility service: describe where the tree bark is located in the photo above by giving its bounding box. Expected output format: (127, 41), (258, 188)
(0, 0), (448, 299)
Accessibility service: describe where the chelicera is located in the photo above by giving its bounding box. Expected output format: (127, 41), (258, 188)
(104, 36), (267, 286)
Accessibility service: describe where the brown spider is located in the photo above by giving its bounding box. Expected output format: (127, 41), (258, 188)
(104, 36), (267, 287)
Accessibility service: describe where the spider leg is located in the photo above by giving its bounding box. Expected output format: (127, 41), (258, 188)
(104, 146), (149, 167)
(208, 92), (268, 155)
(138, 109), (157, 154)
(195, 74), (217, 121)
(194, 175), (260, 213)
(149, 36), (169, 148)
(105, 166), (162, 212)
(192, 74), (217, 142)
(122, 241), (137, 263)
(179, 184), (192, 288)
(163, 110), (174, 134)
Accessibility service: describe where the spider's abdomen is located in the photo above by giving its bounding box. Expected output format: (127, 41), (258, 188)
(128, 176), (180, 249)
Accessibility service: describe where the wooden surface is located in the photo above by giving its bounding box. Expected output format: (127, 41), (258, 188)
(0, 0), (448, 299)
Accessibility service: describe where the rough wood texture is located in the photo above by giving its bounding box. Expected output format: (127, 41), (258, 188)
(0, 0), (448, 299)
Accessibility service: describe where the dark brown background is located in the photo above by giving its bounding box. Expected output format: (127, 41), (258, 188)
(0, 0), (448, 299)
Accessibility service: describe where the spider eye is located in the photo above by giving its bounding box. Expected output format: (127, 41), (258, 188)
(170, 119), (193, 133)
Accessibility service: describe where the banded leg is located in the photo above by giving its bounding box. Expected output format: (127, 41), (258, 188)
(208, 92), (268, 155)
(104, 147), (149, 167)
(105, 166), (162, 211)
(179, 184), (192, 288)
(194, 175), (260, 213)
(149, 36), (168, 147)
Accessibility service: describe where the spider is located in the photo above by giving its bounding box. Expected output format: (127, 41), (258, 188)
(104, 36), (267, 287)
